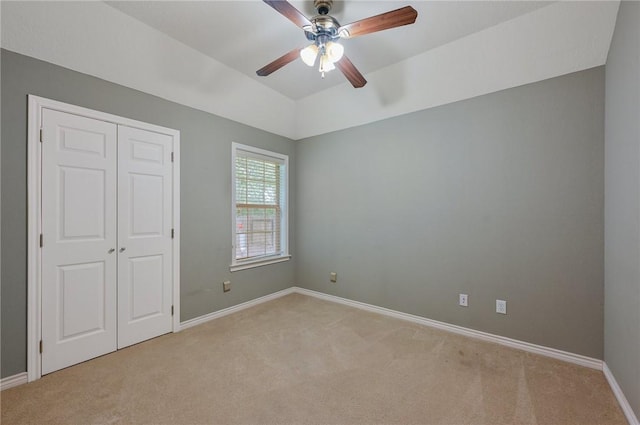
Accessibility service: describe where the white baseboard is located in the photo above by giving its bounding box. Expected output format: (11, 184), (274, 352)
(292, 287), (603, 370)
(179, 287), (295, 330)
(603, 362), (640, 425)
(1, 372), (28, 391)
(6, 285), (637, 423)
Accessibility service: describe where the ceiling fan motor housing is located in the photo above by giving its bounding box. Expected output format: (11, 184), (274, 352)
(305, 14), (341, 42)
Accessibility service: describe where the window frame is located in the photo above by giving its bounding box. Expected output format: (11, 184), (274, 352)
(230, 142), (290, 272)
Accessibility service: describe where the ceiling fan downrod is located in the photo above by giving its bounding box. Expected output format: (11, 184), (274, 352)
(314, 0), (333, 15)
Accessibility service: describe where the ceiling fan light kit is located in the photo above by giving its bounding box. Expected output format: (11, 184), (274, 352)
(257, 0), (418, 88)
(300, 40), (344, 77)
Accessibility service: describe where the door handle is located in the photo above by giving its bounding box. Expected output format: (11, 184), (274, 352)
(119, 247), (126, 253)
(108, 248), (115, 254)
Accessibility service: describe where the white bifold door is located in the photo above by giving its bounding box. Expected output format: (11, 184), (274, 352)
(117, 126), (173, 349)
(41, 109), (118, 375)
(41, 108), (174, 375)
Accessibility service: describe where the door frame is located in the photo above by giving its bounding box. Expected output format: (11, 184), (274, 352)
(27, 95), (181, 382)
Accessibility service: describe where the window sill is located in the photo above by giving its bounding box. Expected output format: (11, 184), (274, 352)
(230, 255), (291, 272)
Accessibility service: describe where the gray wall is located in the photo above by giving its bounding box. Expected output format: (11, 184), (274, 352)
(0, 47), (615, 381)
(0, 49), (296, 378)
(296, 67), (605, 359)
(604, 1), (640, 418)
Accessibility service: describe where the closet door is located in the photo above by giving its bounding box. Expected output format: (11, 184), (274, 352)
(41, 109), (118, 374)
(117, 126), (174, 349)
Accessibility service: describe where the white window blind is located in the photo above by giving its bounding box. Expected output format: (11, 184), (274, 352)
(231, 143), (289, 270)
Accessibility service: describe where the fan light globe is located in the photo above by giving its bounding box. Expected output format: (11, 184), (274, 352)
(300, 44), (319, 67)
(319, 54), (336, 74)
(326, 42), (344, 63)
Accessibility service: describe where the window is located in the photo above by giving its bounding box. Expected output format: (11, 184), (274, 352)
(231, 143), (289, 271)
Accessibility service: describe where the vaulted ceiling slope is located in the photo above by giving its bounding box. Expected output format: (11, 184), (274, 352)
(1, 1), (619, 140)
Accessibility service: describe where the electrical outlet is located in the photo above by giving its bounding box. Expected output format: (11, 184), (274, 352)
(223, 281), (231, 293)
(330, 272), (337, 283)
(459, 294), (468, 307)
(496, 299), (507, 314)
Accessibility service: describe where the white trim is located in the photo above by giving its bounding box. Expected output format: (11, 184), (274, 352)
(603, 362), (640, 425)
(179, 287), (295, 330)
(27, 96), (43, 383)
(172, 130), (181, 332)
(27, 95), (181, 382)
(22, 273), (638, 422)
(179, 285), (605, 371)
(30, 96), (182, 136)
(234, 144), (288, 164)
(230, 142), (290, 272)
(230, 255), (291, 272)
(292, 287), (604, 370)
(11, 285), (639, 424)
(1, 373), (28, 391)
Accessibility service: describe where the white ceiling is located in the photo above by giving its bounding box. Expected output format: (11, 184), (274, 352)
(106, 1), (552, 100)
(1, 1), (620, 139)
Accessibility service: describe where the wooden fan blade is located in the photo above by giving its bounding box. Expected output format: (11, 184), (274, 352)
(338, 6), (417, 39)
(256, 48), (301, 76)
(263, 0), (312, 29)
(335, 55), (367, 88)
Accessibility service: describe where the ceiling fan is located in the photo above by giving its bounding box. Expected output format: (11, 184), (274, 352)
(256, 0), (418, 88)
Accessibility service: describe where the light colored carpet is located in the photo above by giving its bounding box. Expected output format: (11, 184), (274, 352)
(1, 293), (626, 424)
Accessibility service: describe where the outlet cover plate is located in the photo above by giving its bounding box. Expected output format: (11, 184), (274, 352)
(330, 272), (337, 283)
(223, 281), (231, 293)
(459, 294), (468, 307)
(496, 299), (507, 314)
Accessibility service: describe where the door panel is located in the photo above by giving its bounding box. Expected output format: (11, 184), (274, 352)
(59, 166), (106, 240)
(129, 255), (164, 321)
(41, 108), (117, 374)
(117, 126), (173, 349)
(58, 262), (106, 340)
(130, 173), (164, 237)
